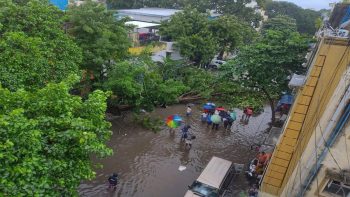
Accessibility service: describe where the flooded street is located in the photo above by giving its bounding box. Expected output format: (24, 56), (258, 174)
(79, 104), (271, 197)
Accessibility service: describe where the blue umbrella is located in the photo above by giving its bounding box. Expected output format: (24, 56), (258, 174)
(203, 102), (216, 110)
(279, 95), (293, 105)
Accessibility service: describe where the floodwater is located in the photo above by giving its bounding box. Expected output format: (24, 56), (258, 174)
(79, 104), (271, 197)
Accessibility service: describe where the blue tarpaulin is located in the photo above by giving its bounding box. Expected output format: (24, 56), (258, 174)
(279, 95), (293, 105)
(50, 0), (68, 10)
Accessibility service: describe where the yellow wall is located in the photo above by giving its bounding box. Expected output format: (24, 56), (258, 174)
(128, 43), (167, 55)
(261, 37), (350, 196)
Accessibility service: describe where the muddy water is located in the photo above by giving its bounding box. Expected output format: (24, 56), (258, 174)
(79, 104), (271, 197)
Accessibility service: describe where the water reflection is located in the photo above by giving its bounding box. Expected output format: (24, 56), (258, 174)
(79, 104), (271, 197)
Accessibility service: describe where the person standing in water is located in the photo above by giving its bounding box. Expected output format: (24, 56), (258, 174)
(108, 173), (119, 190)
(186, 106), (192, 116)
(201, 112), (207, 122)
(206, 113), (212, 127)
(181, 125), (190, 141)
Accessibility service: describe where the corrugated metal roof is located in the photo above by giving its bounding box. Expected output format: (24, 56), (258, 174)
(125, 21), (160, 28)
(118, 8), (181, 17)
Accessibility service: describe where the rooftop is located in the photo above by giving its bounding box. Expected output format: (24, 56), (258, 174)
(125, 21), (160, 29)
(118, 8), (181, 17)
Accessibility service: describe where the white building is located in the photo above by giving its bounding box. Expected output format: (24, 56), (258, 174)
(117, 8), (181, 23)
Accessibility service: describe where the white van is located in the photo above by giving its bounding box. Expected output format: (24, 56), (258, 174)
(184, 156), (234, 197)
(208, 59), (226, 69)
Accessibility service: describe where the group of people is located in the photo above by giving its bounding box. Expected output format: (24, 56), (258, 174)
(247, 151), (271, 183)
(108, 104), (258, 192)
(201, 108), (237, 130)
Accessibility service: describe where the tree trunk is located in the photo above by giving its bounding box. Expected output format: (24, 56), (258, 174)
(261, 87), (276, 125)
(217, 49), (225, 60)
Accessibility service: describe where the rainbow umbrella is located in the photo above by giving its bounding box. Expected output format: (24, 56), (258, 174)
(166, 115), (183, 128)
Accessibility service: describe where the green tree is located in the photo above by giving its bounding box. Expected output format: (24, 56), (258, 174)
(262, 15), (297, 32)
(66, 0), (131, 79)
(160, 8), (218, 65)
(105, 59), (187, 111)
(223, 29), (308, 123)
(209, 15), (256, 59)
(0, 0), (82, 91)
(216, 0), (263, 26)
(265, 1), (321, 35)
(0, 75), (112, 196)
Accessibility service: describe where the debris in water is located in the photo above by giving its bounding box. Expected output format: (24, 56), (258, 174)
(178, 166), (186, 171)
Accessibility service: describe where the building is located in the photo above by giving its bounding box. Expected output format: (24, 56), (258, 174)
(117, 8), (181, 23)
(50, 0), (68, 10)
(70, 0), (106, 6)
(245, 0), (268, 30)
(260, 3), (350, 197)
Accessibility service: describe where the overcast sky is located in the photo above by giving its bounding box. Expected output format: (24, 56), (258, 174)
(274, 0), (341, 10)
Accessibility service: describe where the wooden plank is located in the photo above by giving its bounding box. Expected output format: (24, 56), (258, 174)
(275, 150), (292, 161)
(297, 95), (311, 106)
(305, 76), (318, 87)
(291, 113), (306, 123)
(263, 176), (283, 187)
(273, 157), (289, 167)
(303, 85), (315, 96)
(285, 128), (300, 139)
(278, 143), (294, 154)
(267, 163), (287, 174)
(261, 183), (280, 195)
(288, 120), (303, 131)
(266, 169), (285, 180)
(310, 66), (322, 77)
(281, 137), (297, 147)
(294, 104), (308, 114)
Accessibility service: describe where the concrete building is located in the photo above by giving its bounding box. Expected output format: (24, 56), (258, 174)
(117, 8), (181, 23)
(260, 3), (350, 197)
(50, 0), (68, 10)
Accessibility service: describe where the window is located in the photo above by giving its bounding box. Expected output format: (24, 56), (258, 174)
(323, 180), (350, 197)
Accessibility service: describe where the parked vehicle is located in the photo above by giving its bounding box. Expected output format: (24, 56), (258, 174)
(184, 156), (234, 197)
(208, 59), (226, 69)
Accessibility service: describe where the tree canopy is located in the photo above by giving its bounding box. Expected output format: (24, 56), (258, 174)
(209, 15), (256, 59)
(222, 16), (308, 122)
(0, 0), (82, 91)
(160, 8), (218, 65)
(262, 15), (297, 32)
(105, 58), (188, 111)
(66, 0), (131, 78)
(0, 76), (112, 196)
(265, 1), (321, 35)
(160, 9), (254, 64)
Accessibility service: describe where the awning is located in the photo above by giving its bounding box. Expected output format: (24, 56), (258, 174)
(279, 95), (293, 105)
(289, 73), (306, 87)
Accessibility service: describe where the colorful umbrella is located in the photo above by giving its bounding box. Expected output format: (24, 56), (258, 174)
(211, 114), (221, 124)
(166, 115), (182, 128)
(203, 104), (215, 110)
(206, 102), (216, 106)
(203, 102), (216, 112)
